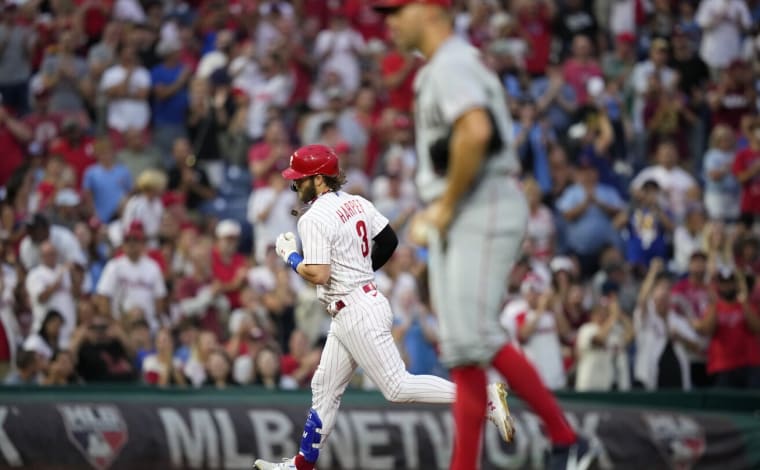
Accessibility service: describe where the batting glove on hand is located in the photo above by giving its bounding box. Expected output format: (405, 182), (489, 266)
(275, 232), (298, 263)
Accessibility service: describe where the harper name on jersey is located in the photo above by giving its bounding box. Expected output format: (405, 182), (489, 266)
(298, 191), (388, 306)
(335, 199), (366, 224)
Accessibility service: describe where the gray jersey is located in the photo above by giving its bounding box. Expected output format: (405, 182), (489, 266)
(413, 36), (520, 203)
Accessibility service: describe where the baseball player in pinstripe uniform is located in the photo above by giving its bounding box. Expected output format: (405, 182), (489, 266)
(253, 144), (514, 470)
(373, 1), (597, 470)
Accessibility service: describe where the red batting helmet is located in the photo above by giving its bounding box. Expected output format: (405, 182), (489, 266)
(281, 144), (340, 180)
(371, 0), (451, 13)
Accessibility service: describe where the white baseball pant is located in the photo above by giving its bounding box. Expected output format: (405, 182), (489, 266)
(311, 283), (455, 443)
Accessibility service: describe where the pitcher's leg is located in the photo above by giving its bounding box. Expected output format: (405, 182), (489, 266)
(450, 366), (488, 470)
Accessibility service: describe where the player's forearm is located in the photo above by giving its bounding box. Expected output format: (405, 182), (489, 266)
(441, 110), (491, 208)
(296, 264), (331, 285)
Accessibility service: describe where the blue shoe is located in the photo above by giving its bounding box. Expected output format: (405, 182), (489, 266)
(549, 438), (597, 470)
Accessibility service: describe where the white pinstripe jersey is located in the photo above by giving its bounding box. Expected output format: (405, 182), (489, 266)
(298, 190), (389, 305)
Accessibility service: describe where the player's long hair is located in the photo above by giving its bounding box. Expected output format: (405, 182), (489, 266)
(323, 171), (347, 192)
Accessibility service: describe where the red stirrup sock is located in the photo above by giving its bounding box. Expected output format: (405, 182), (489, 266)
(491, 344), (577, 445)
(450, 366), (488, 470)
(294, 454), (315, 470)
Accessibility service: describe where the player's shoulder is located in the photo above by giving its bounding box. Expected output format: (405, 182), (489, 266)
(430, 36), (482, 69)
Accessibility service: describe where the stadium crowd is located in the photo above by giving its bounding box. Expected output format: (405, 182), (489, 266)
(0, 0), (759, 392)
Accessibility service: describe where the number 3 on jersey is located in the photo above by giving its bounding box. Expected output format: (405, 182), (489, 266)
(355, 220), (369, 257)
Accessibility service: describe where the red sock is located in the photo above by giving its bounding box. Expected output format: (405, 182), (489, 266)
(294, 454), (315, 470)
(450, 366), (488, 470)
(491, 344), (577, 446)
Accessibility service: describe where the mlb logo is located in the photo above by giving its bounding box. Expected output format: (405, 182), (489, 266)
(58, 404), (129, 470)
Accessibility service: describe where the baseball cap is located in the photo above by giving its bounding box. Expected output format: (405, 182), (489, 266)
(716, 265), (735, 281)
(372, 0), (451, 13)
(615, 32), (636, 45)
(124, 220), (146, 240)
(520, 272), (549, 295)
(54, 188), (81, 207)
(549, 256), (575, 274)
(215, 219), (241, 238)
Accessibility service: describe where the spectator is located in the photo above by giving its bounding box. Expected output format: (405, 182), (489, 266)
(253, 346), (281, 390)
(0, 100), (32, 188)
(142, 328), (186, 387)
(514, 100), (556, 194)
(371, 160), (417, 233)
(631, 140), (698, 223)
(3, 350), (41, 386)
(673, 205), (709, 274)
(186, 76), (226, 165)
(708, 60), (756, 132)
(515, 0), (555, 77)
(280, 329), (320, 389)
(82, 138), (133, 223)
(217, 87), (251, 167)
(630, 39), (677, 144)
(25, 242), (78, 348)
(248, 172), (297, 265)
(0, 3), (35, 115)
(38, 30), (87, 113)
(183, 330), (217, 387)
(211, 220), (248, 310)
(620, 179), (674, 270)
(601, 33), (636, 86)
(732, 118), (760, 230)
(557, 158), (625, 276)
(100, 44), (151, 148)
(669, 27), (710, 108)
(167, 137), (215, 211)
(70, 314), (136, 383)
(205, 348), (236, 389)
(642, 71), (699, 158)
(41, 349), (80, 385)
(48, 118), (96, 188)
(247, 119), (291, 189)
(555, 0), (598, 55)
(150, 35), (191, 162)
(693, 268), (760, 388)
(380, 45), (420, 114)
(533, 61), (578, 136)
(703, 125), (741, 222)
(244, 52), (292, 142)
(20, 214), (86, 271)
(633, 259), (697, 390)
(121, 169), (167, 244)
(116, 128), (163, 181)
(501, 276), (570, 390)
(562, 35), (603, 107)
(95, 221), (167, 332)
(574, 294), (633, 391)
(226, 309), (268, 361)
(671, 251), (712, 387)
(524, 177), (555, 262)
(314, 13), (365, 98)
(174, 241), (229, 339)
(22, 309), (64, 363)
(23, 85), (70, 153)
(696, 0), (752, 71)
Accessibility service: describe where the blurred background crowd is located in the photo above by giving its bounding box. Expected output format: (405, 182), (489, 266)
(0, 0), (759, 392)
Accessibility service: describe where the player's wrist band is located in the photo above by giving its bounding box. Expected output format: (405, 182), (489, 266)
(287, 252), (304, 273)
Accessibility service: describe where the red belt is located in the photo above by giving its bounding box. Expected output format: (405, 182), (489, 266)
(331, 283), (377, 315)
